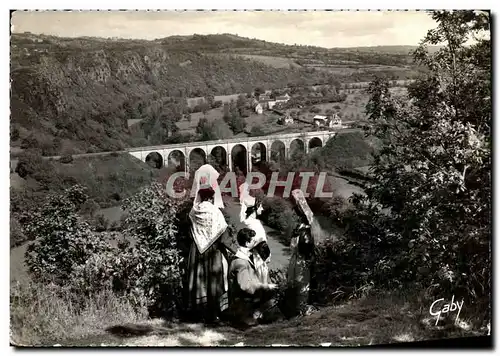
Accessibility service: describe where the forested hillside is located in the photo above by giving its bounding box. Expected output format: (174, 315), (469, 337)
(10, 33), (420, 155)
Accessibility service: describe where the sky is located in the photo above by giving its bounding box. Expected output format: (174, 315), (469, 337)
(10, 10), (441, 48)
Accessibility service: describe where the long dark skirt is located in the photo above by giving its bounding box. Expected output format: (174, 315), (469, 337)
(185, 238), (229, 322)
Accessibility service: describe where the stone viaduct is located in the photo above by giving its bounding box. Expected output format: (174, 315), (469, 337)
(127, 130), (337, 176)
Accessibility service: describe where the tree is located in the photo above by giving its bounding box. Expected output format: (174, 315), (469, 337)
(205, 94), (215, 108)
(159, 113), (179, 140)
(270, 89), (281, 99)
(254, 87), (264, 98)
(121, 182), (186, 315)
(320, 86), (330, 97)
(210, 119), (234, 140)
(236, 94), (247, 112)
(227, 115), (246, 135)
(20, 134), (39, 150)
(196, 118), (232, 141)
(360, 11), (490, 303)
(15, 150), (45, 179)
(196, 117), (211, 140)
(222, 101), (246, 134)
(249, 125), (265, 137)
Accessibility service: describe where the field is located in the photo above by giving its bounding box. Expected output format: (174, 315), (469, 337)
(128, 82), (408, 137)
(235, 54), (302, 69)
(179, 85), (399, 136)
(175, 107), (312, 136)
(186, 94), (245, 108)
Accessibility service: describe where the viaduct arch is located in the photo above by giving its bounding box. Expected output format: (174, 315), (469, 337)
(127, 130), (336, 177)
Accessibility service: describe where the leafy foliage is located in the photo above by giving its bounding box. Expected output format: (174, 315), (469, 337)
(309, 132), (374, 171)
(15, 150), (48, 179)
(23, 185), (111, 284)
(120, 182), (186, 316)
(196, 118), (233, 141)
(260, 197), (299, 246)
(21, 182), (189, 318)
(249, 125), (265, 137)
(59, 154), (73, 164)
(349, 11), (490, 308)
(222, 101), (247, 134)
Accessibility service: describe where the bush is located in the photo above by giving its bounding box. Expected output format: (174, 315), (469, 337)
(261, 197), (299, 246)
(23, 185), (111, 285)
(79, 198), (100, 218)
(21, 181), (191, 319)
(121, 182), (186, 317)
(313, 237), (374, 305)
(92, 214), (109, 232)
(10, 217), (27, 248)
(321, 195), (352, 226)
(59, 154), (73, 164)
(15, 150), (45, 179)
(249, 125), (265, 137)
(310, 132), (374, 171)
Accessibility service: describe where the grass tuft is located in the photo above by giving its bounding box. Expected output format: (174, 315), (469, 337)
(10, 281), (149, 346)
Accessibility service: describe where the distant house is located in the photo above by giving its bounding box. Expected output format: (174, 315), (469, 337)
(275, 93), (291, 103)
(314, 114), (342, 128)
(329, 115), (342, 127)
(278, 114), (294, 125)
(254, 103), (263, 115)
(259, 97), (276, 110)
(313, 115), (328, 127)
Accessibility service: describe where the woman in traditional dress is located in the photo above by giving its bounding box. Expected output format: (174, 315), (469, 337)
(185, 187), (234, 324)
(286, 189), (323, 317)
(238, 187), (271, 285)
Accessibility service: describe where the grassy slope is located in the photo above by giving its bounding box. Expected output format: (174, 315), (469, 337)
(312, 131), (374, 171)
(50, 154), (158, 208)
(11, 153), (158, 209)
(11, 290), (486, 347)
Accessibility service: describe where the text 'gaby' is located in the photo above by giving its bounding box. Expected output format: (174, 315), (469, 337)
(429, 295), (464, 326)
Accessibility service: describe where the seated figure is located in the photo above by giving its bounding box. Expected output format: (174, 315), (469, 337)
(228, 228), (279, 327)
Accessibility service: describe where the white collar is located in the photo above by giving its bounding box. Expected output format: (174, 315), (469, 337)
(235, 247), (255, 266)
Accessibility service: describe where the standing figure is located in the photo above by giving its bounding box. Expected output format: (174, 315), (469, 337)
(239, 192), (271, 284)
(286, 189), (321, 317)
(185, 187), (233, 324)
(191, 156), (224, 209)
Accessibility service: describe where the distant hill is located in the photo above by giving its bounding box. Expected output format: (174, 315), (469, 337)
(10, 32), (423, 156)
(328, 45), (443, 54)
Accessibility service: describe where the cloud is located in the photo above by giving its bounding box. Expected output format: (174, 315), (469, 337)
(11, 10), (438, 47)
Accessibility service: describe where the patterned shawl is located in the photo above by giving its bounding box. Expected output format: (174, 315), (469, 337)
(291, 189), (328, 245)
(291, 189), (314, 225)
(189, 201), (228, 254)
